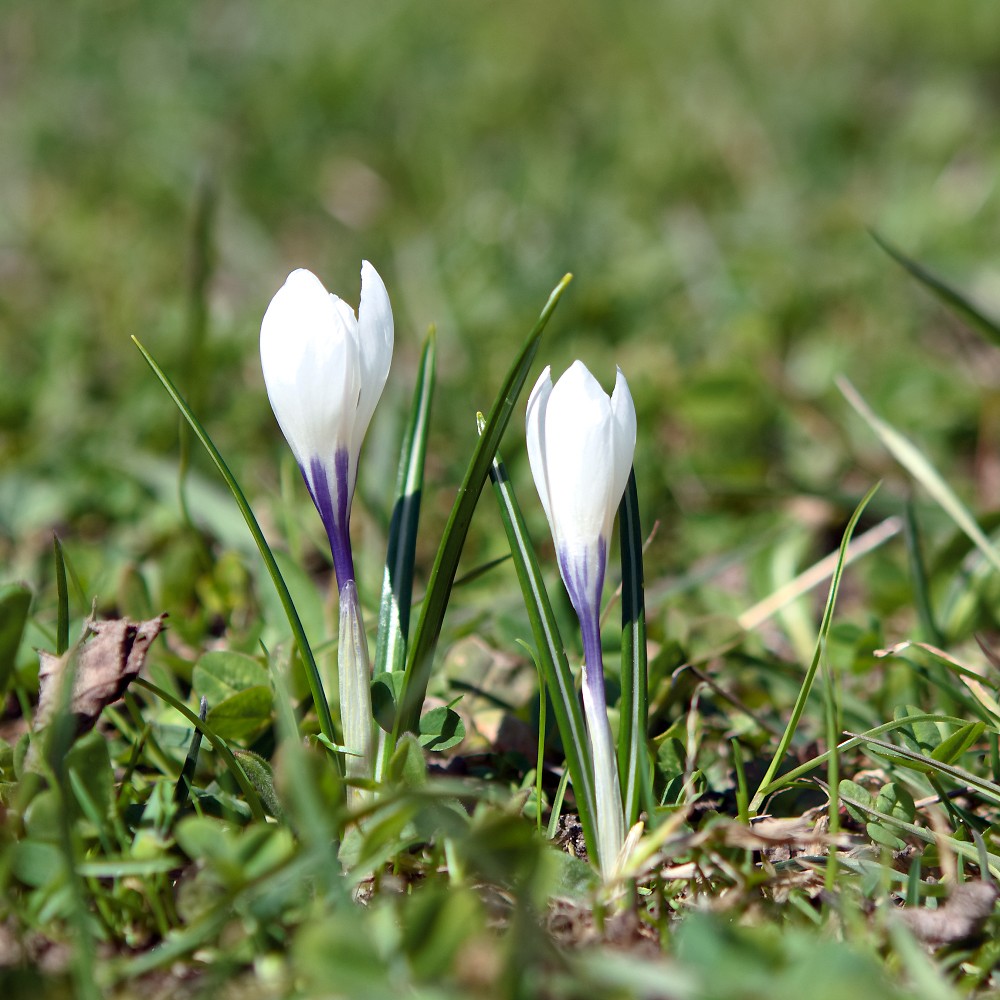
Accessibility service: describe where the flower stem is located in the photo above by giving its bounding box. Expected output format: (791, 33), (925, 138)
(339, 580), (374, 805)
(580, 613), (625, 878)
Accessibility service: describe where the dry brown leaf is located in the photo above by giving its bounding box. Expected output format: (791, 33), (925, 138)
(35, 614), (166, 734)
(897, 881), (999, 946)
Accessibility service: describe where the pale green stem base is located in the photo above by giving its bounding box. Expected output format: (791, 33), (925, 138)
(581, 676), (625, 879)
(339, 581), (374, 806)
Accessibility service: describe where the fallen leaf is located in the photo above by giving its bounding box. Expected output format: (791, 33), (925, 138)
(898, 881), (999, 945)
(35, 614), (166, 734)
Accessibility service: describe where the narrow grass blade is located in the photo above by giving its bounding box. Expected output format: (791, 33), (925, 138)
(737, 515), (901, 632)
(45, 642), (100, 1000)
(748, 482), (880, 814)
(617, 469), (649, 828)
(271, 653), (342, 848)
(177, 173), (217, 529)
(839, 376), (1000, 576)
(484, 435), (598, 861)
(757, 712), (976, 798)
(903, 500), (944, 646)
(546, 768), (572, 841)
(134, 677), (266, 821)
(840, 785), (1000, 877)
(374, 329), (435, 779)
(132, 337), (335, 745)
(877, 639), (1000, 724)
(822, 652), (840, 891)
(845, 730), (1000, 806)
(53, 535), (69, 656)
(393, 274), (573, 740)
(871, 230), (1000, 349)
(173, 696), (207, 809)
(731, 739), (749, 825)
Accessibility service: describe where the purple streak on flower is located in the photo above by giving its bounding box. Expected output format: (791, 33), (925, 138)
(305, 452), (355, 589)
(260, 263), (393, 585)
(526, 360), (635, 876)
(562, 537), (612, 728)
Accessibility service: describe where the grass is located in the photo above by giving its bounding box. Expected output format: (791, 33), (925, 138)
(4, 1), (1000, 997)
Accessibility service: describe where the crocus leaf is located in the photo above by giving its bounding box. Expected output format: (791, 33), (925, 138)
(132, 336), (335, 747)
(393, 275), (572, 741)
(483, 436), (598, 864)
(618, 468), (650, 827)
(374, 328), (436, 778)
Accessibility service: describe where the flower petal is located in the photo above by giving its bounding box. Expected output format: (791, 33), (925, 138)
(352, 260), (394, 460)
(607, 366), (637, 532)
(543, 360), (616, 554)
(525, 366), (554, 528)
(260, 268), (355, 471)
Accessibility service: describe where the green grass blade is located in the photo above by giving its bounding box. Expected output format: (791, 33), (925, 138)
(393, 274), (572, 740)
(134, 677), (266, 821)
(374, 329), (435, 779)
(617, 469), (648, 828)
(173, 695), (207, 810)
(845, 729), (1000, 805)
(748, 482), (880, 814)
(822, 649), (840, 892)
(840, 785), (1000, 877)
(484, 436), (598, 861)
(271, 652), (342, 847)
(902, 500), (944, 646)
(871, 230), (1000, 349)
(131, 337), (335, 746)
(177, 173), (217, 530)
(43, 640), (100, 1000)
(839, 376), (1000, 576)
(754, 713), (977, 799)
(53, 534), (69, 656)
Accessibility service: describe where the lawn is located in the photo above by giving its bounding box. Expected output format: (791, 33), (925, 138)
(3, 1), (1000, 997)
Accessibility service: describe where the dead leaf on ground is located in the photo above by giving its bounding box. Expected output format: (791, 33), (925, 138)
(898, 880), (999, 945)
(35, 614), (166, 734)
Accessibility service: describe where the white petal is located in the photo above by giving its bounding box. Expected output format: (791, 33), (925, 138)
(607, 366), (637, 532)
(351, 260), (394, 462)
(525, 366), (554, 528)
(542, 361), (616, 555)
(260, 269), (355, 471)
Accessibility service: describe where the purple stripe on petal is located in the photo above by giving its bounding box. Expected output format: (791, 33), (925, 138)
(303, 453), (355, 588)
(579, 602), (608, 718)
(558, 536), (609, 716)
(557, 537), (606, 624)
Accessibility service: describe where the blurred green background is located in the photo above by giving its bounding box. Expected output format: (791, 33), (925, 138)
(2, 0), (1000, 625)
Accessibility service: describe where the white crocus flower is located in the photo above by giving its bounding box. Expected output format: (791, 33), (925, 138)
(260, 262), (393, 589)
(526, 360), (636, 875)
(260, 262), (393, 801)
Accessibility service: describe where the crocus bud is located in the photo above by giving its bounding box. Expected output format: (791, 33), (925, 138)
(526, 361), (636, 655)
(260, 262), (393, 589)
(526, 360), (636, 875)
